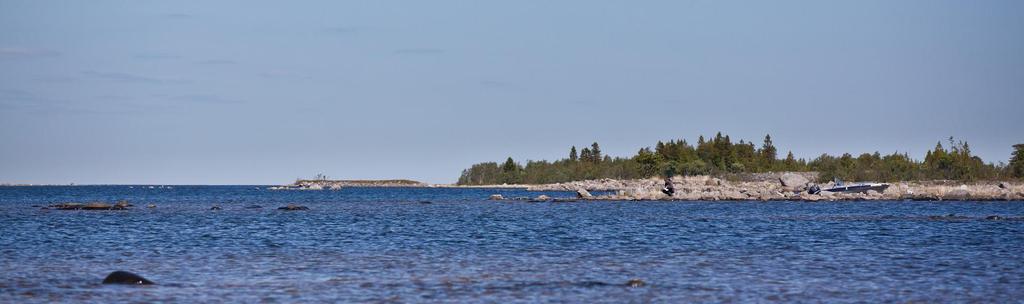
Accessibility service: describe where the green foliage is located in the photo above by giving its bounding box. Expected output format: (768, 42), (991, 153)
(1009, 144), (1024, 178)
(456, 135), (1009, 185)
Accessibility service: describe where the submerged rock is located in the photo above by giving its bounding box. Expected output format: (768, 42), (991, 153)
(488, 194), (504, 200)
(102, 271), (154, 285)
(146, 204), (156, 208)
(210, 206), (222, 210)
(534, 195), (551, 201)
(114, 201), (131, 209)
(625, 279), (645, 288)
(278, 204), (309, 211)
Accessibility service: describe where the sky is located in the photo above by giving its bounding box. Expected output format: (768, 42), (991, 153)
(1, 0), (1022, 185)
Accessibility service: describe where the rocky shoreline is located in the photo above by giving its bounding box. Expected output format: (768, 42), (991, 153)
(502, 173), (1024, 202)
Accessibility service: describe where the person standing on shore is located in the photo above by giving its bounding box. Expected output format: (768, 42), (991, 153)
(662, 168), (676, 196)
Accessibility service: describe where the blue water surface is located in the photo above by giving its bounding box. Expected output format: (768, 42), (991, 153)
(1, 186), (1022, 303)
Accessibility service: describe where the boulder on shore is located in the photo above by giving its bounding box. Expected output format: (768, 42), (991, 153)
(779, 173), (810, 191)
(102, 271), (154, 285)
(576, 189), (593, 199)
(945, 189), (971, 200)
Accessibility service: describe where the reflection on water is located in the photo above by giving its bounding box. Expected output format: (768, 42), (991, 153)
(1, 186), (1022, 302)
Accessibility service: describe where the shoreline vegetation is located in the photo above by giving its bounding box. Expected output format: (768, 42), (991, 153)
(458, 134), (1024, 186)
(450, 133), (1024, 201)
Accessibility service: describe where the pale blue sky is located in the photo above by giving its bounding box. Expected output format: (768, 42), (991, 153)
(1, 1), (1022, 184)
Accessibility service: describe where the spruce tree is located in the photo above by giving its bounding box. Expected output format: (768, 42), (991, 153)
(590, 142), (602, 163)
(1011, 144), (1024, 178)
(760, 134), (777, 167)
(569, 146), (578, 161)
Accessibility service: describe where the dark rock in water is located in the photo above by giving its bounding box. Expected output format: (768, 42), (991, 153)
(625, 279), (645, 288)
(210, 206), (222, 210)
(419, 201), (432, 204)
(278, 204), (309, 211)
(986, 215), (1004, 220)
(245, 205), (262, 209)
(82, 203), (114, 210)
(928, 213), (968, 220)
(552, 198), (578, 203)
(51, 203), (83, 210)
(102, 271), (154, 285)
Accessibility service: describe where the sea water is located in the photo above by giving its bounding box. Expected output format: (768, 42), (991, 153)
(1, 186), (1022, 302)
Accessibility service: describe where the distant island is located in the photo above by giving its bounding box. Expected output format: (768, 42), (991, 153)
(270, 176), (426, 190)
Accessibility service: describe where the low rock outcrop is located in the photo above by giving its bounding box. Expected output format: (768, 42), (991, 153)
(49, 201), (130, 210)
(278, 204), (309, 211)
(102, 271), (154, 285)
(515, 175), (1024, 202)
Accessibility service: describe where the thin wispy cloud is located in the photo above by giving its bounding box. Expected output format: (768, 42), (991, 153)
(259, 70), (312, 80)
(82, 70), (187, 84)
(0, 47), (60, 58)
(196, 59), (237, 65)
(394, 48), (445, 55)
(322, 26), (361, 34)
(134, 53), (181, 60)
(32, 75), (76, 83)
(163, 13), (194, 19)
(167, 94), (244, 105)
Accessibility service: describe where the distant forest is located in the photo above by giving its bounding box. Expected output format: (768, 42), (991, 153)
(457, 133), (1024, 185)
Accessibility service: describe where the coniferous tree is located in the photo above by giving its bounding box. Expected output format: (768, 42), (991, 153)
(784, 151), (797, 170)
(569, 146), (578, 161)
(1010, 144), (1024, 178)
(760, 134), (777, 170)
(590, 142), (602, 163)
(580, 148), (592, 162)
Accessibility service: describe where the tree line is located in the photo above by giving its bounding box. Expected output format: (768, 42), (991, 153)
(457, 133), (1024, 185)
